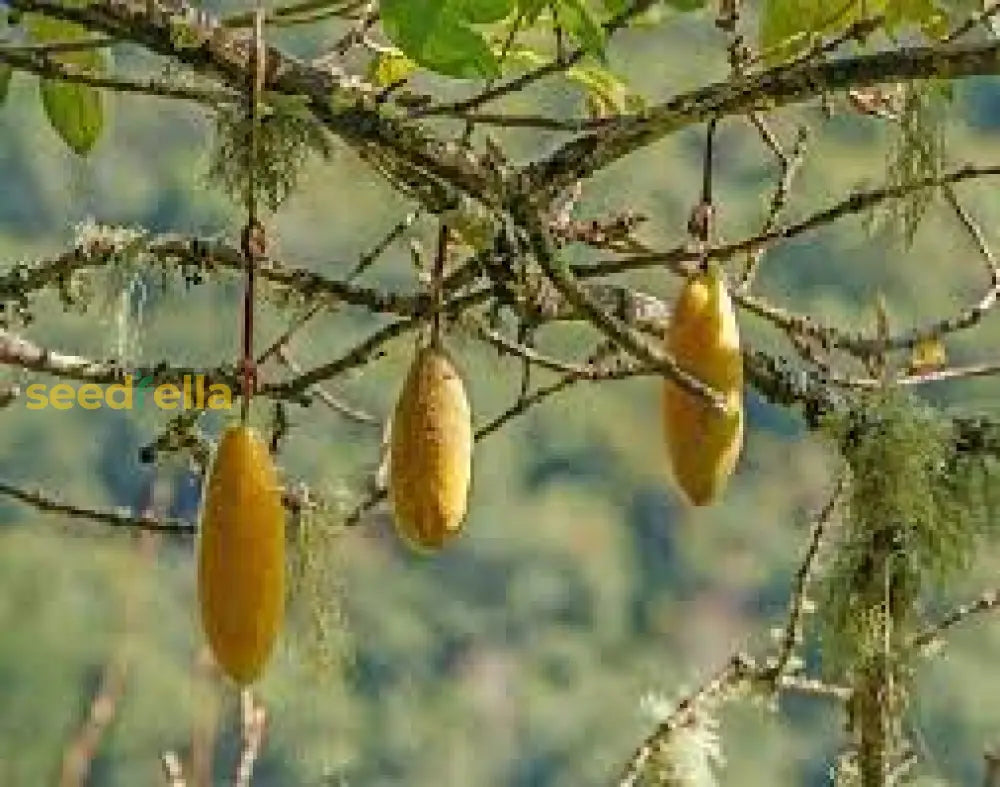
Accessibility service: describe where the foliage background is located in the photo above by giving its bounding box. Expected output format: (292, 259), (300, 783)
(2, 2), (1000, 785)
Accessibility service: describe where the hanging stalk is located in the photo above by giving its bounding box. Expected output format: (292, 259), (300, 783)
(430, 221), (448, 350)
(690, 117), (718, 274)
(239, 7), (267, 423)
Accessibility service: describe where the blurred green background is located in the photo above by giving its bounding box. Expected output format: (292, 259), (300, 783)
(2, 3), (1000, 785)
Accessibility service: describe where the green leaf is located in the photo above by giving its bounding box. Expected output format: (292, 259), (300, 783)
(662, 0), (708, 9)
(39, 80), (103, 155)
(0, 65), (12, 106)
(517, 0), (549, 25)
(883, 0), (948, 38)
(26, 15), (106, 155)
(554, 0), (606, 58)
(456, 0), (518, 23)
(760, 0), (948, 64)
(381, 0), (516, 78)
(366, 48), (418, 87)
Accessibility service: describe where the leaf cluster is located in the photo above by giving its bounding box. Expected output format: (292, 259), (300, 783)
(379, 0), (705, 80)
(759, 0), (949, 65)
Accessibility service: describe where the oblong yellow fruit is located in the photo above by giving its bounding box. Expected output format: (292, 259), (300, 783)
(662, 266), (744, 506)
(197, 425), (285, 684)
(389, 346), (472, 552)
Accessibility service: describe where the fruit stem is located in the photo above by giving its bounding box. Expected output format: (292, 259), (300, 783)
(431, 222), (448, 350)
(702, 116), (717, 212)
(240, 8), (267, 424)
(691, 116), (718, 274)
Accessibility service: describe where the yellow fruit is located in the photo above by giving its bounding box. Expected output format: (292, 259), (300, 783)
(197, 425), (285, 684)
(662, 265), (744, 506)
(389, 346), (472, 552)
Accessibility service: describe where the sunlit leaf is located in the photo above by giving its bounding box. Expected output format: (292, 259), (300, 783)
(367, 48), (418, 88)
(517, 0), (550, 25)
(39, 80), (103, 156)
(381, 0), (516, 78)
(760, 0), (949, 64)
(26, 15), (106, 155)
(555, 0), (607, 58)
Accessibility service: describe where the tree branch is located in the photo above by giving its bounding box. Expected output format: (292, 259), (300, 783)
(0, 479), (194, 534)
(9, 0), (503, 211)
(530, 42), (1000, 197)
(0, 48), (232, 104)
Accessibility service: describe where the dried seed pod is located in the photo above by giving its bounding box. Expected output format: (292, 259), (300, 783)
(197, 425), (285, 683)
(389, 346), (472, 552)
(662, 265), (744, 506)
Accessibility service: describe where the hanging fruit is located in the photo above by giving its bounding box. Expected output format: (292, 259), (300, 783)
(197, 424), (285, 684)
(389, 345), (472, 552)
(662, 263), (744, 506)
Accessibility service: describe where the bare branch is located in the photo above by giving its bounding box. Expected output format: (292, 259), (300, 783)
(276, 346), (378, 426)
(234, 691), (266, 787)
(616, 653), (757, 787)
(578, 163), (1000, 282)
(765, 474), (845, 683)
(530, 41), (1000, 196)
(160, 751), (186, 787)
(0, 326), (125, 382)
(0, 479), (195, 534)
(261, 288), (490, 399)
(9, 0), (503, 210)
(223, 0), (369, 29)
(515, 205), (727, 410)
(466, 318), (601, 377)
(913, 589), (1000, 651)
(0, 48), (232, 105)
(58, 654), (129, 786)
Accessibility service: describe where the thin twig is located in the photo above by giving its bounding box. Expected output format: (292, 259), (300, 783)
(912, 589), (1000, 650)
(234, 690), (266, 787)
(765, 474), (845, 682)
(189, 647), (220, 787)
(737, 124), (809, 292)
(160, 751), (186, 787)
(515, 206), (727, 410)
(276, 346), (378, 426)
(467, 319), (600, 377)
(944, 1), (1000, 44)
(222, 0), (366, 28)
(616, 654), (757, 787)
(0, 50), (232, 105)
(0, 36), (114, 55)
(344, 342), (628, 526)
(0, 480), (195, 534)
